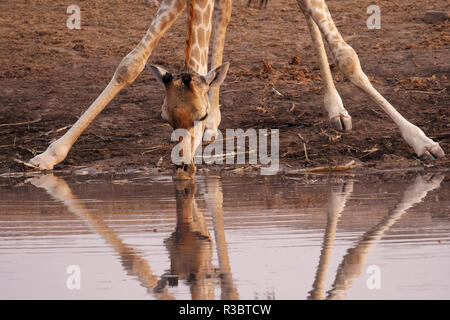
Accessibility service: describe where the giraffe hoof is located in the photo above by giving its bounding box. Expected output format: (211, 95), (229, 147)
(29, 153), (56, 170)
(420, 143), (445, 160)
(28, 141), (69, 170)
(330, 115), (352, 131)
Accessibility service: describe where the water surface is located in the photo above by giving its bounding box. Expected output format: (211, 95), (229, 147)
(0, 170), (449, 299)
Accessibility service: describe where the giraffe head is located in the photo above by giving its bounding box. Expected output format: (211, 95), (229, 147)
(147, 62), (229, 180)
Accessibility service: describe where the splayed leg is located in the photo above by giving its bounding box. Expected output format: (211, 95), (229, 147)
(29, 0), (187, 169)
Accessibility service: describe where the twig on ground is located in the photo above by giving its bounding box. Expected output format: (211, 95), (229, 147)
(284, 160), (358, 174)
(0, 117), (41, 128)
(141, 145), (163, 156)
(13, 158), (38, 169)
(406, 88), (446, 95)
(42, 125), (72, 137)
(303, 143), (309, 162)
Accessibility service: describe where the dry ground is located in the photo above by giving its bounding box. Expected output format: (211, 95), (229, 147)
(0, 0), (449, 174)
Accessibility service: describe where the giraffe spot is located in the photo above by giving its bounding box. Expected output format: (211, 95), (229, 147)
(311, 0), (324, 10)
(191, 46), (201, 63)
(197, 28), (205, 47)
(332, 33), (340, 43)
(203, 4), (212, 26)
(327, 22), (335, 32)
(316, 12), (325, 23)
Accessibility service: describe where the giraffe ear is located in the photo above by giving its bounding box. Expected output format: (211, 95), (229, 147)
(147, 64), (172, 86)
(204, 62), (230, 87)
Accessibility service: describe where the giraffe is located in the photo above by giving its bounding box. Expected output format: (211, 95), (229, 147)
(146, 0), (229, 179)
(29, 0), (445, 178)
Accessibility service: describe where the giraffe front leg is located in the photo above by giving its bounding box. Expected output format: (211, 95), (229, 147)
(203, 0), (232, 144)
(337, 48), (444, 159)
(29, 0), (186, 170)
(304, 13), (351, 131)
(301, 0), (445, 159)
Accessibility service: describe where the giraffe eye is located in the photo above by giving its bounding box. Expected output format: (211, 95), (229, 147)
(198, 113), (208, 121)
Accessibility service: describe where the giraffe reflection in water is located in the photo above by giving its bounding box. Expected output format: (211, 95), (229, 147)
(308, 174), (444, 300)
(29, 173), (443, 299)
(160, 178), (239, 299)
(30, 174), (238, 300)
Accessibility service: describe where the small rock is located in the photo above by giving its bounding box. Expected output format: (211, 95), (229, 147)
(291, 56), (301, 65)
(271, 62), (285, 70)
(222, 96), (234, 107)
(424, 10), (448, 24)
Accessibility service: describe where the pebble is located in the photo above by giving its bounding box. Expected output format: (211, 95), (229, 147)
(424, 10), (448, 24)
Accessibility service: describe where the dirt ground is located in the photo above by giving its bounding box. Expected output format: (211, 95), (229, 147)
(0, 0), (449, 175)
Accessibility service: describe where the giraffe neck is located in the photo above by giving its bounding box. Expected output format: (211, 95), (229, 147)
(185, 0), (213, 75)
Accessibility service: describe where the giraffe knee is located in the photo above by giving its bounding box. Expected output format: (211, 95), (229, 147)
(335, 46), (368, 88)
(113, 51), (146, 85)
(336, 47), (359, 77)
